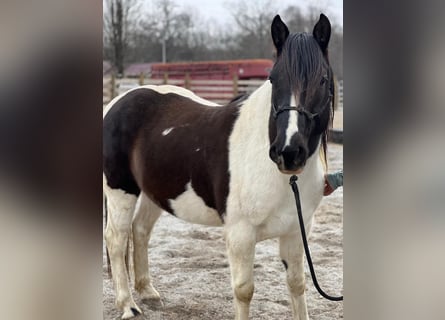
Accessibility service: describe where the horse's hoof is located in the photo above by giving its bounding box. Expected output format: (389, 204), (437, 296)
(141, 295), (161, 303)
(121, 304), (142, 319)
(142, 296), (164, 310)
(140, 287), (161, 302)
(131, 307), (141, 316)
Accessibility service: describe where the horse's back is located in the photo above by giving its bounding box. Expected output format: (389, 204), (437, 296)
(103, 86), (240, 223)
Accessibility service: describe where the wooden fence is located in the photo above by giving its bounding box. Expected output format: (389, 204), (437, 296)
(103, 74), (344, 107)
(337, 79), (343, 108)
(103, 74), (263, 106)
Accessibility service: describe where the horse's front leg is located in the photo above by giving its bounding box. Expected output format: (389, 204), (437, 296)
(225, 220), (256, 320)
(279, 232), (310, 320)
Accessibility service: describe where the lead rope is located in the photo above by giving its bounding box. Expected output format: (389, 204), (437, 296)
(289, 175), (343, 301)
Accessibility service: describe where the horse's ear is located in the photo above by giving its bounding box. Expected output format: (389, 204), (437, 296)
(313, 13), (331, 54)
(271, 15), (289, 57)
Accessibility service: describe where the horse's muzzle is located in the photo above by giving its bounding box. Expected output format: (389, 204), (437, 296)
(269, 145), (307, 173)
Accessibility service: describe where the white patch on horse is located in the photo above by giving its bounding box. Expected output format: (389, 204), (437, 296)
(195, 148), (200, 152)
(284, 94), (299, 148)
(227, 81), (324, 238)
(162, 127), (174, 136)
(103, 84), (220, 118)
(103, 174), (138, 222)
(227, 81), (283, 227)
(142, 85), (220, 106)
(169, 182), (223, 226)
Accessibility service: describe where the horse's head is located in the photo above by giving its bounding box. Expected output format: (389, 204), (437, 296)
(268, 14), (334, 174)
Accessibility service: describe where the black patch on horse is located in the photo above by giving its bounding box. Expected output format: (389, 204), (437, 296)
(103, 88), (240, 222)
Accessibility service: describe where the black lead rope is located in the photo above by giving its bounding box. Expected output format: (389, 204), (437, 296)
(289, 175), (343, 301)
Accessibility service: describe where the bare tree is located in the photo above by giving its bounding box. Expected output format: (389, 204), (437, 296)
(105, 0), (342, 75)
(224, 0), (279, 58)
(136, 0), (197, 62)
(103, 0), (140, 75)
(282, 6), (310, 33)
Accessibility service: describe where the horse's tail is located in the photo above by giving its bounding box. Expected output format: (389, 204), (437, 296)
(104, 195), (112, 277)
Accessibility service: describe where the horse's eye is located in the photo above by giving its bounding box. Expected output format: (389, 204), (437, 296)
(320, 76), (328, 86)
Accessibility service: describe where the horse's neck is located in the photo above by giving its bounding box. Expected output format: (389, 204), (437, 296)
(236, 81), (273, 145)
(227, 81), (324, 224)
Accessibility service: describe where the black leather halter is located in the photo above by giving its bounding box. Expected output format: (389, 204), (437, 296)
(271, 90), (333, 120)
(272, 104), (318, 120)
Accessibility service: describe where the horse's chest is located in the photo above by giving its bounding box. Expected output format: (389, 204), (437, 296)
(257, 189), (323, 241)
(226, 166), (324, 240)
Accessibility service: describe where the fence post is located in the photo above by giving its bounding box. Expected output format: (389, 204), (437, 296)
(139, 72), (145, 86)
(163, 72), (168, 85)
(185, 72), (191, 90)
(110, 73), (116, 99)
(233, 74), (239, 96)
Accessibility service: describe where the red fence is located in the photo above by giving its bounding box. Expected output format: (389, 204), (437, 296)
(103, 75), (265, 105)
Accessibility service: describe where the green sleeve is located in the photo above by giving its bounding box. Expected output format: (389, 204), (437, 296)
(326, 170), (343, 190)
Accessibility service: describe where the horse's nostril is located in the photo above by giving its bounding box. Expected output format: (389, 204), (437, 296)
(299, 146), (307, 159)
(269, 145), (278, 157)
(296, 146), (303, 156)
(269, 145), (285, 166)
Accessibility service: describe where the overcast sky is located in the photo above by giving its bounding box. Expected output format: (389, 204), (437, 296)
(179, 0), (343, 28)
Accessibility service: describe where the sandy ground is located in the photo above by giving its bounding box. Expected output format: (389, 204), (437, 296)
(103, 143), (343, 320)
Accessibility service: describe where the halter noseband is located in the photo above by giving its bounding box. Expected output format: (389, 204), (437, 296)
(272, 104), (318, 120)
(271, 90), (333, 120)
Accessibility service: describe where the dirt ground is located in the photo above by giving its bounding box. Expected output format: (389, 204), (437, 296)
(103, 143), (343, 320)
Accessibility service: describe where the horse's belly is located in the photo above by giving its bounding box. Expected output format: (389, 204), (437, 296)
(169, 182), (223, 227)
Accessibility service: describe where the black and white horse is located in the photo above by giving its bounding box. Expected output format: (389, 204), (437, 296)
(103, 14), (334, 320)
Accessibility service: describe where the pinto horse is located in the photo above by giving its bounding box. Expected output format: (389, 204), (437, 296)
(103, 14), (334, 320)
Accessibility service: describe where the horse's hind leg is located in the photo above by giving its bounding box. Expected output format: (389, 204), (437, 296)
(132, 193), (162, 302)
(279, 231), (310, 320)
(104, 182), (141, 319)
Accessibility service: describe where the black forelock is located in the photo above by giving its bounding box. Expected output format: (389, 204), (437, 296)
(282, 33), (327, 98)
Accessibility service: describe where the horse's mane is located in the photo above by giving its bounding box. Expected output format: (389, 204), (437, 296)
(228, 93), (249, 106)
(282, 33), (334, 170)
